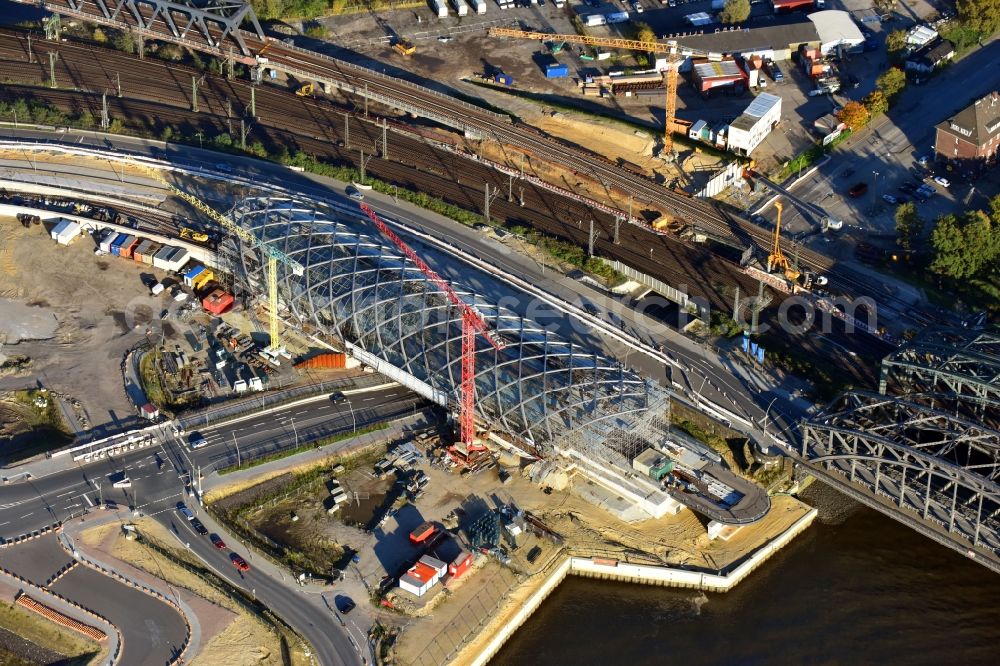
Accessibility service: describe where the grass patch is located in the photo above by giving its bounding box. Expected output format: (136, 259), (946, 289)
(774, 129), (852, 182)
(139, 351), (167, 410)
(863, 253), (1000, 316)
(219, 422), (390, 474)
(13, 389), (67, 433)
(0, 601), (100, 665)
(508, 224), (624, 283)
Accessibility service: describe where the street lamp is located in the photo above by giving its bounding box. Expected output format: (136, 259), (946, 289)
(232, 431), (242, 468)
(761, 396), (779, 430)
(344, 399), (357, 433)
(872, 170), (880, 199)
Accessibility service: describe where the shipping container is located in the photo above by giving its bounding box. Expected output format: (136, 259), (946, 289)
(151, 282), (165, 296)
(110, 234), (128, 256)
(294, 352), (348, 370)
(183, 265), (206, 287)
(202, 288), (234, 315)
(165, 246), (189, 271)
(451, 0), (468, 15)
(545, 63), (569, 78)
(152, 245), (176, 270)
(50, 219), (82, 245)
(142, 242), (162, 265)
(99, 231), (120, 254)
(118, 235), (139, 259)
(493, 73), (513, 86)
(431, 0), (448, 16)
(584, 14), (607, 26)
(192, 268), (215, 291)
(606, 10), (630, 23)
(470, 0), (487, 13)
(132, 239), (153, 263)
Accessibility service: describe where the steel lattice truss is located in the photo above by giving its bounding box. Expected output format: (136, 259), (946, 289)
(55, 0), (263, 55)
(880, 327), (1000, 416)
(802, 391), (1000, 567)
(230, 197), (648, 447)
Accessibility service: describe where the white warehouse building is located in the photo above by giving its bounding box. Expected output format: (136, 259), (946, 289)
(727, 93), (781, 156)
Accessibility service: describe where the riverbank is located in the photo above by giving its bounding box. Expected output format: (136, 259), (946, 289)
(448, 500), (818, 666)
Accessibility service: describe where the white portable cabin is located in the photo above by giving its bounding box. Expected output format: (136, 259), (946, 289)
(50, 219), (82, 245)
(431, 0), (448, 16)
(452, 0), (469, 16)
(470, 0), (487, 13)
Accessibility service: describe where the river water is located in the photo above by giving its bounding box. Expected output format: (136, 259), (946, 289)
(493, 484), (1000, 665)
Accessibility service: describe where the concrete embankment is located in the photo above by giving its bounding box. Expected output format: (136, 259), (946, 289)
(462, 507), (818, 666)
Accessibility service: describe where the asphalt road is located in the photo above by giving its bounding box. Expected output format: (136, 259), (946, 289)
(766, 39), (1000, 238)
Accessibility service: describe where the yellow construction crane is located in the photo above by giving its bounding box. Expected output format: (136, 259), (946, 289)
(767, 200), (800, 282)
(131, 160), (305, 354)
(488, 28), (710, 155)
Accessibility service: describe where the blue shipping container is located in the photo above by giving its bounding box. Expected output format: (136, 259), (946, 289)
(546, 64), (569, 78)
(110, 234), (128, 256)
(494, 74), (513, 86)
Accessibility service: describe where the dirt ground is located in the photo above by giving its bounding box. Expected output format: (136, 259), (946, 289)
(79, 519), (311, 666)
(0, 599), (102, 665)
(0, 215), (166, 434)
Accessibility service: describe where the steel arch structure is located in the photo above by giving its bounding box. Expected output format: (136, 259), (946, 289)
(229, 197), (648, 448)
(801, 391), (1000, 570)
(880, 328), (1000, 418)
(36, 0), (264, 56)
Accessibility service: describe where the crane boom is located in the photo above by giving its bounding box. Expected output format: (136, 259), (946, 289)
(359, 203), (504, 445)
(130, 160), (304, 351)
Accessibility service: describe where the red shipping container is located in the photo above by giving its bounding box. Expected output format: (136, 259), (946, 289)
(294, 352), (348, 370)
(409, 522), (436, 545)
(202, 289), (234, 315)
(119, 237), (140, 259)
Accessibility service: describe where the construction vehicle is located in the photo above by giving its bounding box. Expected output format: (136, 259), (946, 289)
(180, 227), (210, 243)
(295, 82), (314, 97)
(488, 28), (713, 155)
(129, 161), (304, 356)
(359, 203), (506, 446)
(393, 39), (415, 56)
(767, 201), (800, 282)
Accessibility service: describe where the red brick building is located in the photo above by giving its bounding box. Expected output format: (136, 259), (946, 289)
(934, 91), (1000, 172)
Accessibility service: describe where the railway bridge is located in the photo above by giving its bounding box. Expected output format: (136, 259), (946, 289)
(799, 328), (1000, 573)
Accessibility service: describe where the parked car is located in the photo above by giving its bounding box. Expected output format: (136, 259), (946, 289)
(881, 194), (898, 204)
(841, 168), (856, 178)
(346, 186), (364, 201)
(176, 502), (195, 520)
(934, 176), (951, 187)
(189, 433), (208, 449)
(231, 554), (250, 572)
(849, 182), (869, 197)
(190, 518), (209, 535)
(211, 534), (227, 550)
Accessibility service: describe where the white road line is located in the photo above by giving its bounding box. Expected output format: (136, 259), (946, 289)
(56, 490), (75, 498)
(19, 512), (32, 519)
(83, 494), (94, 507)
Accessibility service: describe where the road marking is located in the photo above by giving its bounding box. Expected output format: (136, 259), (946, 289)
(19, 512), (32, 519)
(83, 494), (94, 507)
(56, 490), (75, 498)
(363, 397), (375, 402)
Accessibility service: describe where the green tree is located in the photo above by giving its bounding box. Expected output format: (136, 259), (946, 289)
(92, 27), (107, 44)
(631, 21), (657, 46)
(107, 118), (124, 134)
(864, 89), (889, 116)
(836, 100), (869, 131)
(957, 0), (1000, 37)
(886, 29), (907, 53)
(76, 110), (95, 128)
(894, 202), (922, 251)
(961, 210), (997, 276)
(989, 193), (1000, 223)
(930, 214), (967, 278)
(213, 133), (233, 148)
(112, 31), (136, 55)
(875, 68), (906, 98)
(719, 0), (751, 24)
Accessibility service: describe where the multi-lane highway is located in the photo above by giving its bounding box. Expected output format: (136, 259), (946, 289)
(0, 384), (422, 666)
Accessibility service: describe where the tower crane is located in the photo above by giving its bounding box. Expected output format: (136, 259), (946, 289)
(488, 28), (711, 155)
(131, 161), (305, 354)
(358, 203), (506, 446)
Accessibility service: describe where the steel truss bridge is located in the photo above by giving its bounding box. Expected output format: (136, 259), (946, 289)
(880, 328), (1000, 427)
(801, 328), (1000, 572)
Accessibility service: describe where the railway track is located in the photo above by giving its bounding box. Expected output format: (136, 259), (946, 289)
(0, 27), (940, 332)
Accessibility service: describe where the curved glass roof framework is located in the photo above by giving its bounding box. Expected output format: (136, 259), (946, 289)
(230, 197), (648, 447)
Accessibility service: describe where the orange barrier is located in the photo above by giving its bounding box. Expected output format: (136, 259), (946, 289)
(16, 593), (107, 641)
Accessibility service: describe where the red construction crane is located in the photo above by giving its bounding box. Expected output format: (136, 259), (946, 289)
(359, 203), (506, 445)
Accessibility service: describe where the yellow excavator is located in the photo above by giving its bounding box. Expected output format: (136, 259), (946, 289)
(295, 82), (314, 97)
(393, 39), (415, 56)
(179, 227), (210, 244)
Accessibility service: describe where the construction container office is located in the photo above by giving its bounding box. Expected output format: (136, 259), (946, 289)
(727, 93), (782, 155)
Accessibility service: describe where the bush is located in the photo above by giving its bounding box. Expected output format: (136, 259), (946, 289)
(304, 22), (328, 39)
